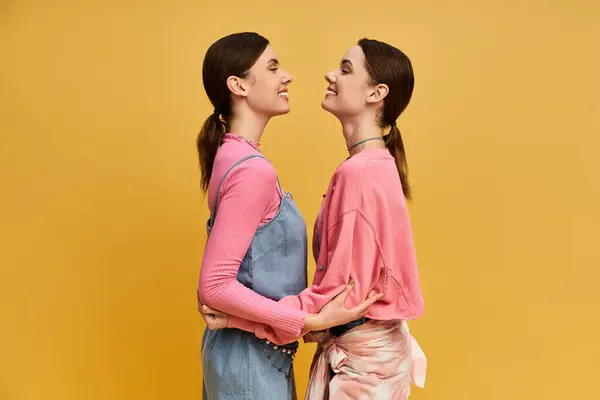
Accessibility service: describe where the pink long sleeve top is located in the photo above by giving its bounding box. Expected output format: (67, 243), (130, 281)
(224, 147), (424, 344)
(197, 134), (307, 338)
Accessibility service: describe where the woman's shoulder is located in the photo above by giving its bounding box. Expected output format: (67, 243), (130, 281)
(210, 145), (278, 201)
(215, 142), (276, 178)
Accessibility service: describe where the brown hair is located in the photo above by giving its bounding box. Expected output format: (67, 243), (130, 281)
(197, 32), (269, 192)
(358, 38), (414, 200)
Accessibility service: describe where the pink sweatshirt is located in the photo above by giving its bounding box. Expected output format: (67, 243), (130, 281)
(197, 134), (307, 338)
(226, 147), (424, 344)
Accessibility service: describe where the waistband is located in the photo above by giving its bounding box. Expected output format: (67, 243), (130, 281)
(329, 317), (370, 337)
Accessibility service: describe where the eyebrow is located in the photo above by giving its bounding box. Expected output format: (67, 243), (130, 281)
(341, 59), (353, 67)
(267, 58), (279, 66)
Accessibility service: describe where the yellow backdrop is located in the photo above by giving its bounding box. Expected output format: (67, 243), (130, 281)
(1, 0), (599, 399)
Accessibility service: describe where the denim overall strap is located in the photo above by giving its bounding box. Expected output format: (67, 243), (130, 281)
(209, 154), (283, 224)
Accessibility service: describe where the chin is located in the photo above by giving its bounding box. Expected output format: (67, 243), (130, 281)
(266, 106), (291, 118)
(277, 105), (291, 115)
(321, 100), (336, 116)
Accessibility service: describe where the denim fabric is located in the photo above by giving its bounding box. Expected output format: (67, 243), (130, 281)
(202, 154), (307, 400)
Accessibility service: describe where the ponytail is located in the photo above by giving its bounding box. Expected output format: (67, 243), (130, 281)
(384, 124), (411, 200)
(197, 111), (227, 192)
(357, 38), (414, 200)
(198, 32), (270, 191)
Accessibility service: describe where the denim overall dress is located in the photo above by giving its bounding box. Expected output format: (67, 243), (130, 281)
(201, 154), (308, 400)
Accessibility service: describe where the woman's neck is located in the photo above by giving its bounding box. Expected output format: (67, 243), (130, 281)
(228, 109), (270, 143)
(341, 117), (386, 156)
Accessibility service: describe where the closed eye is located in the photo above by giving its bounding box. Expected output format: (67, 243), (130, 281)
(268, 58), (280, 73)
(340, 59), (353, 75)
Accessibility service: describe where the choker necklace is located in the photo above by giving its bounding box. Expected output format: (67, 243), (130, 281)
(347, 137), (384, 151)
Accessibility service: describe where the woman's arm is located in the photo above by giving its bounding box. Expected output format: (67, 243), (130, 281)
(203, 209), (385, 343)
(200, 281), (382, 344)
(198, 159), (308, 337)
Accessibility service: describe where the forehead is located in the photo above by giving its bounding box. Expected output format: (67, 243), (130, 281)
(255, 44), (278, 64)
(342, 45), (365, 64)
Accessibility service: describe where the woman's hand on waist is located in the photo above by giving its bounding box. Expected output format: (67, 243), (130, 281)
(303, 281), (383, 332)
(199, 302), (229, 330)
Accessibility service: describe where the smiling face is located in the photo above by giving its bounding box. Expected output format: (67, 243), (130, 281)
(321, 45), (375, 119)
(240, 45), (293, 118)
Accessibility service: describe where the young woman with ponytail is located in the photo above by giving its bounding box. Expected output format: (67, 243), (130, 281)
(195, 33), (382, 399)
(199, 37), (426, 399)
(299, 38), (427, 400)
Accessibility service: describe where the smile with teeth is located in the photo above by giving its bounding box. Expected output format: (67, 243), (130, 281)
(278, 91), (288, 98)
(326, 89), (337, 96)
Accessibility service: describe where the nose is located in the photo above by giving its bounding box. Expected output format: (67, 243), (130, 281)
(325, 70), (336, 84)
(281, 69), (293, 85)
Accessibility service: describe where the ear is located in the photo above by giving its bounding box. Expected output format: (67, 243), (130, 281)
(366, 83), (389, 104)
(226, 75), (249, 97)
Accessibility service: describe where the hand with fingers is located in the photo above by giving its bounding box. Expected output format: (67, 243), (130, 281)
(198, 280), (383, 333)
(198, 303), (229, 330)
(304, 280), (384, 332)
